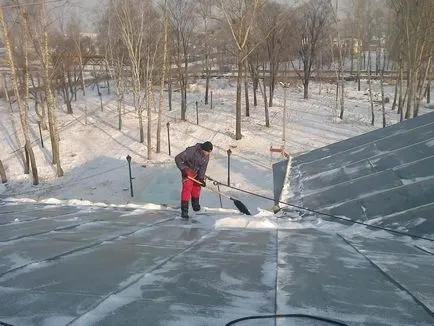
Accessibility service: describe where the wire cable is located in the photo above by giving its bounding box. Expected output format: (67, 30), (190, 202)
(225, 313), (348, 326)
(207, 177), (434, 242)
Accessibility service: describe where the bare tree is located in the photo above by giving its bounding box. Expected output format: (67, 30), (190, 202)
(197, 0), (213, 106)
(39, 0), (64, 177)
(50, 33), (76, 114)
(2, 72), (25, 165)
(0, 3), (39, 184)
(144, 13), (162, 161)
(390, 0), (434, 119)
(99, 4), (126, 131)
(111, 0), (146, 142)
(16, 0), (64, 176)
(292, 0), (333, 99)
(66, 13), (88, 97)
(168, 0), (197, 121)
(156, 0), (169, 153)
(218, 0), (262, 139)
(255, 1), (287, 107)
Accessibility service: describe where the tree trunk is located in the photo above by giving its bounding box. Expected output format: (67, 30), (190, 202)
(303, 79), (309, 99)
(105, 62), (110, 95)
(339, 49), (345, 120)
(179, 55), (189, 121)
(64, 70), (73, 114)
(367, 53), (374, 126)
(67, 67), (75, 103)
(392, 65), (400, 111)
(0, 160), (7, 183)
(3, 74), (25, 165)
(397, 63), (404, 120)
(357, 57), (361, 92)
(73, 71), (78, 101)
(303, 52), (310, 99)
(139, 108), (144, 143)
(249, 61), (258, 107)
(235, 52), (242, 140)
(262, 78), (270, 128)
(405, 67), (413, 119)
(78, 49), (85, 96)
(268, 60), (278, 107)
(204, 16), (210, 106)
(181, 87), (187, 121)
(157, 1), (169, 153)
(168, 76), (172, 111)
(1, 5), (39, 184)
(41, 2), (63, 176)
(427, 79), (431, 104)
(147, 78), (152, 160)
(414, 57), (432, 117)
(137, 84), (144, 143)
(244, 60), (250, 117)
(380, 53), (387, 128)
(116, 64), (124, 131)
(2, 74), (13, 112)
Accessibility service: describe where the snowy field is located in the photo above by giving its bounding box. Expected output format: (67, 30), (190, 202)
(2, 78), (425, 203)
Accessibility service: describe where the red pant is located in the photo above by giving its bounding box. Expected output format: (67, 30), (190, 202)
(181, 170), (201, 201)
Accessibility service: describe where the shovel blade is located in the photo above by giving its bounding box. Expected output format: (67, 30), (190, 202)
(232, 198), (251, 215)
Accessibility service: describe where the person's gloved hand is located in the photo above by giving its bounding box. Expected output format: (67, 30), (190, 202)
(198, 178), (206, 187)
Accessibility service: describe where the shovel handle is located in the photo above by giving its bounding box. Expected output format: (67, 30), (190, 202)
(187, 176), (205, 186)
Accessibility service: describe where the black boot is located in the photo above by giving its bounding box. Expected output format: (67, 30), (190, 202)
(191, 197), (201, 212)
(181, 201), (189, 219)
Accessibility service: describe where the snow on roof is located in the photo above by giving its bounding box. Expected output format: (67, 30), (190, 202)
(1, 78), (433, 325)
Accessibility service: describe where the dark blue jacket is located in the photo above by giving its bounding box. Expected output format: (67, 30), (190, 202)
(175, 143), (209, 179)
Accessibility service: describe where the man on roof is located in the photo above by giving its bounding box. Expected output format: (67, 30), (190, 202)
(175, 141), (213, 219)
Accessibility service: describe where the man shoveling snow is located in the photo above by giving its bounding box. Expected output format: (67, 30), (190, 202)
(175, 141), (213, 218)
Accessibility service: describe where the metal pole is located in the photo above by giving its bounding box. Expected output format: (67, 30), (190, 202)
(217, 183), (223, 208)
(99, 91), (103, 112)
(38, 121), (44, 148)
(126, 155), (134, 197)
(210, 91), (213, 110)
(166, 122), (171, 156)
(427, 81), (431, 104)
(227, 149), (232, 186)
(196, 101), (199, 125)
(283, 86), (287, 144)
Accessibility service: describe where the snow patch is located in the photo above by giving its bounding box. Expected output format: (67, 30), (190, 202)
(215, 217), (249, 228)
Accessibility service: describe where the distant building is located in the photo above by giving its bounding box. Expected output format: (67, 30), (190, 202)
(80, 32), (98, 40)
(333, 37), (363, 56)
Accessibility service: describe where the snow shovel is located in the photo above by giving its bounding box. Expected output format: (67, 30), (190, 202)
(187, 176), (251, 215)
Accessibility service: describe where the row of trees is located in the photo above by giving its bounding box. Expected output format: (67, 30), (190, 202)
(97, 0), (433, 139)
(1, 0), (65, 186)
(0, 0), (433, 185)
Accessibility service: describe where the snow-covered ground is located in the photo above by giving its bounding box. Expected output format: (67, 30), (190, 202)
(0, 77), (432, 223)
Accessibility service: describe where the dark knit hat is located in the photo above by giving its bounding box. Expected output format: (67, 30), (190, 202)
(200, 141), (213, 152)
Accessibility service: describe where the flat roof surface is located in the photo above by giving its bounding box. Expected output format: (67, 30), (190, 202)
(0, 201), (433, 325)
(284, 111), (434, 325)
